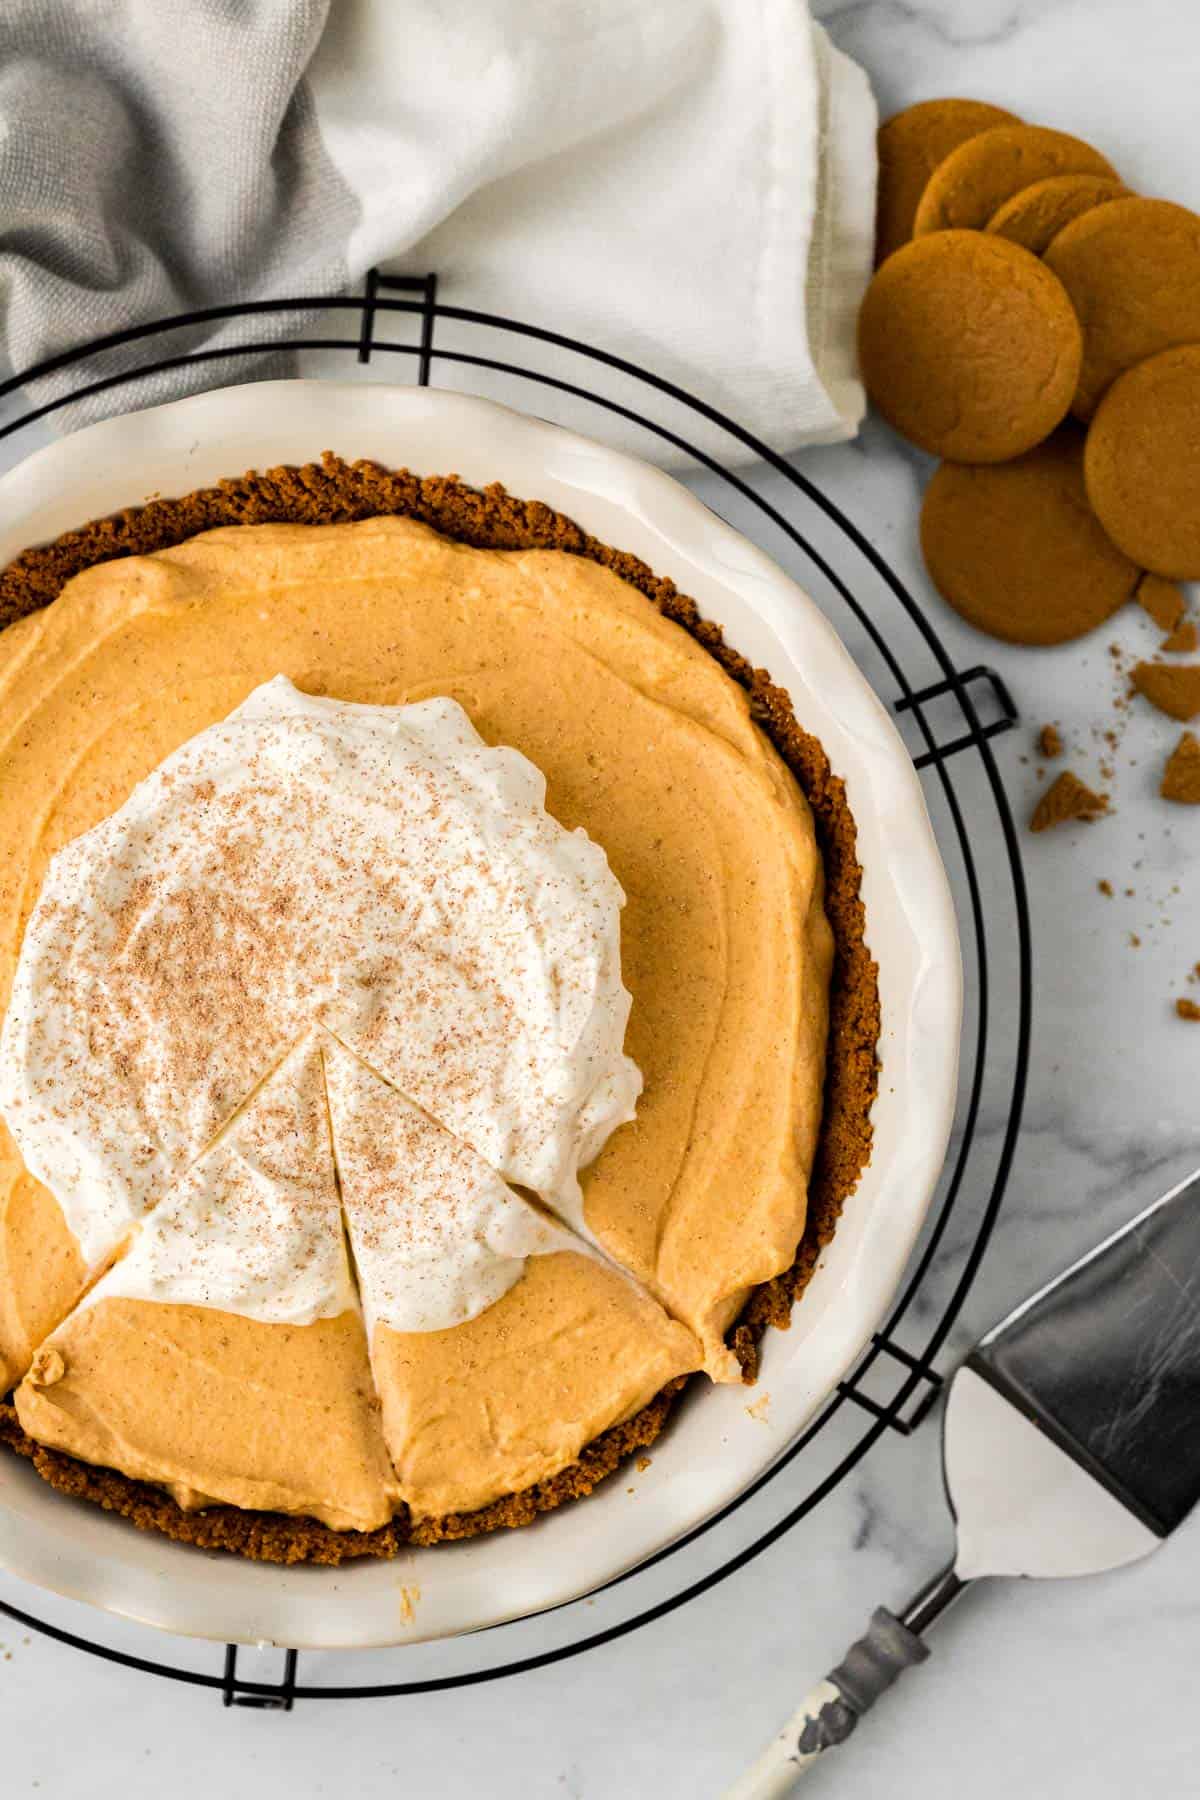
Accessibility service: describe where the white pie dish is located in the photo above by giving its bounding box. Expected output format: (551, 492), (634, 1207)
(0, 380), (961, 1649)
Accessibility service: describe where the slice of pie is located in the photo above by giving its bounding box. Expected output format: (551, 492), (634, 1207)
(14, 1037), (399, 1532)
(323, 1038), (701, 1518)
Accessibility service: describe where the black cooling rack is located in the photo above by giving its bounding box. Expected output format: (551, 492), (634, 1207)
(0, 273), (1031, 1705)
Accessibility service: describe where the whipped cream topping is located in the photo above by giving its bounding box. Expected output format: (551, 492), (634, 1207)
(324, 1038), (580, 1334)
(91, 1034), (355, 1325)
(0, 676), (640, 1300)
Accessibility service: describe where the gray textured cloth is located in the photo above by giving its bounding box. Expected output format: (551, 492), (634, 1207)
(0, 1), (877, 457)
(0, 0), (352, 426)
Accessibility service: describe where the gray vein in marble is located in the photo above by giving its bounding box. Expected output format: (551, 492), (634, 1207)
(852, 1486), (879, 1551)
(814, 0), (1031, 52)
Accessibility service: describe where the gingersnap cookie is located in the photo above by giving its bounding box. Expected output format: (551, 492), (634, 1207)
(858, 232), (1081, 461)
(1083, 344), (1200, 578)
(876, 98), (1020, 264)
(1044, 198), (1200, 417)
(986, 173), (1131, 255)
(920, 426), (1140, 644)
(913, 125), (1118, 236)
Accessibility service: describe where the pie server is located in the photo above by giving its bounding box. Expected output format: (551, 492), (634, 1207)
(728, 1166), (1200, 1796)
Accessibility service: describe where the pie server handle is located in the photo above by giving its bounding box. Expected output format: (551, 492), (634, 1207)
(724, 1568), (965, 1797)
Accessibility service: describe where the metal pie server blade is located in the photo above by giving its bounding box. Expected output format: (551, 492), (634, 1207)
(727, 1168), (1200, 1797)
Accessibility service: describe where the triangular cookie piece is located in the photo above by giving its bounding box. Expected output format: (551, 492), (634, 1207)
(323, 1039), (700, 1519)
(15, 1037), (398, 1532)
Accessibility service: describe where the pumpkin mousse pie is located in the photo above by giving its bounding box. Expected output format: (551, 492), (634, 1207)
(0, 465), (875, 1561)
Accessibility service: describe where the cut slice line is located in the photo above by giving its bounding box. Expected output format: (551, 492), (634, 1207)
(318, 1024), (685, 1335)
(321, 1030), (583, 1336)
(317, 1033), (370, 1320)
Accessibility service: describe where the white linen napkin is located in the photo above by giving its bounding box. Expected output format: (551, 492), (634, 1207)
(0, 1), (877, 463)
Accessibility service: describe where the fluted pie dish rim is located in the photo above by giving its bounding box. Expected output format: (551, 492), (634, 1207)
(0, 382), (960, 1647)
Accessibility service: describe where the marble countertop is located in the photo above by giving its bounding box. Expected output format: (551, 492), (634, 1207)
(3, 1), (1199, 1795)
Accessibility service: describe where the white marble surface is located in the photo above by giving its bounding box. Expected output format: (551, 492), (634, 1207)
(3, 2), (1200, 1794)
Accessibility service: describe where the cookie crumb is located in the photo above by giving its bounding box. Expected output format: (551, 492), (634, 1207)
(636, 1457), (652, 1473)
(1097, 878), (1114, 896)
(1038, 723), (1063, 758)
(1136, 572), (1186, 634)
(1176, 998), (1200, 1022)
(1132, 662), (1200, 723)
(1030, 771), (1109, 832)
(1163, 619), (1198, 655)
(1130, 933), (1142, 948)
(1162, 731), (1200, 804)
(397, 1585), (420, 1625)
(27, 1348), (65, 1389)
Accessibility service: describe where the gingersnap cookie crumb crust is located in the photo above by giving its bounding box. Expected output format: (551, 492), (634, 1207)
(0, 1379), (688, 1565)
(0, 451), (879, 1562)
